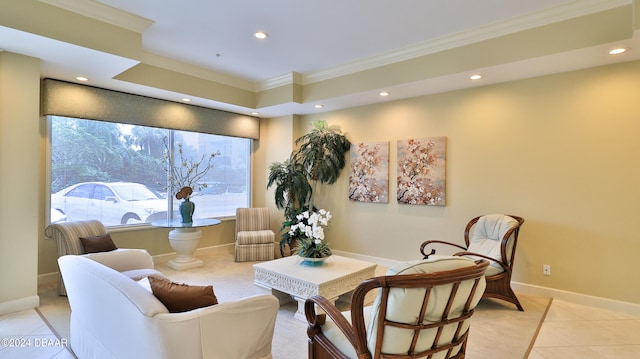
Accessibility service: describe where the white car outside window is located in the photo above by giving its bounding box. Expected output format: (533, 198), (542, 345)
(51, 182), (168, 226)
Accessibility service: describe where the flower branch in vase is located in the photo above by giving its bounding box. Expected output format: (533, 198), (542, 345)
(161, 140), (220, 222)
(164, 142), (220, 196)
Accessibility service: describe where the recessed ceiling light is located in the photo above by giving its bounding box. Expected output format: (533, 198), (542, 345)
(609, 48), (627, 55)
(379, 91), (389, 97)
(182, 98), (191, 102)
(254, 31), (268, 39)
(76, 76), (88, 82)
(470, 74), (482, 80)
(251, 112), (259, 116)
(314, 104), (324, 109)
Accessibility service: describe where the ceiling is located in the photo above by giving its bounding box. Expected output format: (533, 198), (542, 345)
(1, 0), (639, 117)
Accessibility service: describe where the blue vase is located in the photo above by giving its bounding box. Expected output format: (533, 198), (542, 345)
(299, 255), (331, 267)
(300, 258), (325, 266)
(179, 198), (195, 223)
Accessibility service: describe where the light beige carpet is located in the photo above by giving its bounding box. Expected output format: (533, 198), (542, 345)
(39, 247), (550, 359)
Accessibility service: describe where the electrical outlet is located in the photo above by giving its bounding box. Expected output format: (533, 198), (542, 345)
(543, 264), (551, 276)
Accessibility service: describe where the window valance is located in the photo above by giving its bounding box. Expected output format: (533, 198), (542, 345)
(41, 78), (259, 139)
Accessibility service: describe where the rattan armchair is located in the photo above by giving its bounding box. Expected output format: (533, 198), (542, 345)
(420, 214), (525, 311)
(305, 257), (489, 359)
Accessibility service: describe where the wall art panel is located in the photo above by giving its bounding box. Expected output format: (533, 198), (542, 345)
(397, 137), (446, 206)
(348, 142), (389, 203)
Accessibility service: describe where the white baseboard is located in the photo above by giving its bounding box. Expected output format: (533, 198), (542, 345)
(151, 243), (235, 263)
(38, 272), (58, 286)
(331, 249), (401, 268)
(0, 296), (39, 315)
(334, 249), (640, 317)
(37, 247), (640, 317)
(512, 282), (640, 317)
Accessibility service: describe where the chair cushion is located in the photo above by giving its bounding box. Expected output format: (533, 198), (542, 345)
(467, 214), (518, 270)
(79, 233), (118, 253)
(234, 243), (275, 262)
(148, 276), (218, 313)
(366, 256), (486, 357)
(122, 268), (165, 281)
(321, 306), (374, 359)
(82, 248), (154, 272)
(483, 265), (504, 277)
(236, 208), (271, 231)
(237, 230), (275, 245)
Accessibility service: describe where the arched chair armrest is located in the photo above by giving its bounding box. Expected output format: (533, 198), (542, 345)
(454, 251), (510, 272)
(420, 240), (467, 259)
(305, 296), (371, 359)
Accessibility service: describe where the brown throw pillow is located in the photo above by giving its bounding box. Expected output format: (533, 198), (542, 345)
(148, 276), (218, 313)
(79, 233), (118, 253)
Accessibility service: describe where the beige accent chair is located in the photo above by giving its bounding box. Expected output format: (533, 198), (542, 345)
(235, 208), (275, 262)
(59, 255), (279, 359)
(420, 214), (525, 311)
(305, 256), (489, 359)
(45, 219), (156, 295)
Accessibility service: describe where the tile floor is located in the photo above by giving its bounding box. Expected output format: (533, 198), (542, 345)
(529, 299), (640, 358)
(1, 294), (638, 358)
(0, 309), (74, 359)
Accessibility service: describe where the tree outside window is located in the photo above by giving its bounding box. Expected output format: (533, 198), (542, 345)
(49, 116), (250, 226)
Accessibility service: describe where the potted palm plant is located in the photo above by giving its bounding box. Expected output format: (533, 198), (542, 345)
(267, 156), (311, 222)
(267, 120), (350, 256)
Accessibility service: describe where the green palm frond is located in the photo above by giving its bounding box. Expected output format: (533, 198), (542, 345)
(295, 120), (350, 185)
(267, 157), (311, 219)
(268, 120), (350, 253)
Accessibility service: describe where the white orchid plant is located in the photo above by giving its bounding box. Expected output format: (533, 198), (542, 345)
(289, 209), (333, 258)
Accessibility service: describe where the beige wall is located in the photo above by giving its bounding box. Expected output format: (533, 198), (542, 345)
(255, 115), (301, 234)
(2, 50), (639, 313)
(0, 52), (41, 313)
(292, 60), (640, 305)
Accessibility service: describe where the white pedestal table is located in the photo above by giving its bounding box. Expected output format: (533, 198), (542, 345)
(151, 218), (221, 270)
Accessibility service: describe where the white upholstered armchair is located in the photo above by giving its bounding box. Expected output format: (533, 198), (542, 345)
(235, 208), (275, 262)
(45, 219), (155, 295)
(58, 255), (279, 359)
(305, 256), (489, 359)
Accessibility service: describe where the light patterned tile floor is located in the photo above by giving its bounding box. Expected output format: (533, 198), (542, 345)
(529, 300), (640, 359)
(0, 309), (75, 359)
(2, 272), (639, 358)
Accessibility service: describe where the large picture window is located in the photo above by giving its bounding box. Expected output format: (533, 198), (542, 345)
(49, 116), (250, 227)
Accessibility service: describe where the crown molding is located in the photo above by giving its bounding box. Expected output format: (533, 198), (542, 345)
(42, 0), (629, 95)
(302, 0), (631, 85)
(255, 72), (302, 92)
(39, 0), (155, 33)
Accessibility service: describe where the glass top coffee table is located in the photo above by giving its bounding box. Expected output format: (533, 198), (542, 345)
(253, 255), (377, 321)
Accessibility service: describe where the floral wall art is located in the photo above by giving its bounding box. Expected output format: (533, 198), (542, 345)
(348, 142), (389, 203)
(397, 137), (446, 206)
